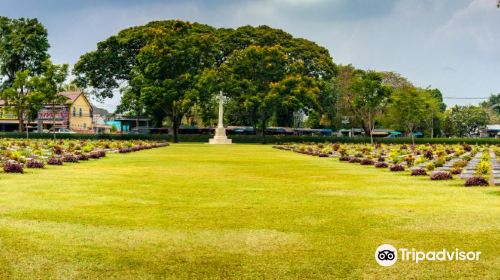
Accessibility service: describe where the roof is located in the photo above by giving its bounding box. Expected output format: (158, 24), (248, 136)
(0, 91), (91, 107)
(58, 91), (83, 104)
(486, 124), (500, 131)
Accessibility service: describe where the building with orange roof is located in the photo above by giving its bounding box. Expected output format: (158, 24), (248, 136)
(0, 91), (94, 132)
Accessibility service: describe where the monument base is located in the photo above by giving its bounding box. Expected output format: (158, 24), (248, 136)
(209, 137), (232, 144)
(209, 128), (232, 144)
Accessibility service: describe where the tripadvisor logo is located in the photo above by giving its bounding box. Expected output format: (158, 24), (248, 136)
(375, 244), (481, 267)
(375, 244), (397, 267)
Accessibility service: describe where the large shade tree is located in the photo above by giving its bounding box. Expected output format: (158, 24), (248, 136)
(74, 20), (219, 142)
(220, 45), (322, 142)
(31, 60), (69, 136)
(384, 86), (441, 144)
(338, 67), (391, 143)
(74, 20), (336, 142)
(0, 16), (50, 131)
(0, 17), (49, 89)
(443, 105), (490, 137)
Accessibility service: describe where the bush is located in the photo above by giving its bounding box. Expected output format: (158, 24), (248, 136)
(47, 157), (63, 165)
(88, 150), (106, 159)
(475, 161), (489, 176)
(411, 168), (427, 176)
(430, 171), (453, 180)
(360, 158), (374, 165)
(348, 157), (362, 163)
(424, 150), (433, 160)
(453, 160), (468, 169)
(389, 164), (405, 172)
(3, 160), (24, 173)
(464, 176), (489, 187)
(26, 159), (45, 169)
(76, 154), (89, 161)
(435, 157), (446, 167)
(53, 145), (63, 155)
(426, 162), (436, 171)
(339, 155), (350, 161)
(461, 155), (472, 161)
(462, 144), (472, 152)
(88, 151), (100, 159)
(375, 162), (388, 168)
(450, 167), (462, 175)
(62, 154), (79, 163)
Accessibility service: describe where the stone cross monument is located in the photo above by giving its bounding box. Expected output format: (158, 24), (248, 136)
(209, 91), (232, 144)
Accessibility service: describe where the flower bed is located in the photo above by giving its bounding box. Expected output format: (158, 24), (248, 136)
(0, 139), (168, 174)
(273, 142), (497, 186)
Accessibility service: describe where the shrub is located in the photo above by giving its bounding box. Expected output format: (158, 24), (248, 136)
(26, 159), (45, 169)
(435, 157), (446, 167)
(464, 176), (489, 187)
(76, 154), (89, 161)
(404, 155), (415, 166)
(430, 171), (453, 180)
(461, 155), (472, 161)
(411, 168), (427, 176)
(53, 145), (63, 155)
(339, 155), (350, 161)
(389, 164), (405, 172)
(462, 144), (472, 152)
(89, 150), (106, 158)
(450, 167), (462, 175)
(88, 151), (100, 159)
(426, 162), (436, 171)
(414, 157), (426, 165)
(47, 157), (63, 165)
(360, 158), (374, 165)
(3, 160), (23, 173)
(377, 156), (385, 162)
(453, 160), (468, 169)
(375, 162), (388, 168)
(424, 150), (433, 160)
(348, 157), (362, 163)
(62, 154), (79, 163)
(475, 161), (489, 176)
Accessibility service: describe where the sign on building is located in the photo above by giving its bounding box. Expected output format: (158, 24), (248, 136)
(38, 107), (69, 121)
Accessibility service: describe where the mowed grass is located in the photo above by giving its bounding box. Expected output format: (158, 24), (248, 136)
(0, 144), (498, 279)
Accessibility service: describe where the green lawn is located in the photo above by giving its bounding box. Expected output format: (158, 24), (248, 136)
(0, 144), (498, 279)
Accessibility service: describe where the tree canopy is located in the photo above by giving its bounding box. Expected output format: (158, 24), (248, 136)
(74, 20), (335, 142)
(0, 17), (49, 89)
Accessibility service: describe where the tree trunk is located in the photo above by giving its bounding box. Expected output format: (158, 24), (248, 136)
(18, 111), (24, 132)
(410, 126), (415, 145)
(261, 118), (267, 144)
(368, 110), (373, 145)
(172, 117), (179, 143)
(430, 111), (434, 139)
(52, 103), (57, 139)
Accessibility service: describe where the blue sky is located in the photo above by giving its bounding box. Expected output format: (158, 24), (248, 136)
(1, 0), (499, 111)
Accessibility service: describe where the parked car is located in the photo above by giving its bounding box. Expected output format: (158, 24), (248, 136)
(55, 128), (76, 134)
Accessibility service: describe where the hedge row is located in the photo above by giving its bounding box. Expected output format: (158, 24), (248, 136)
(224, 135), (500, 145)
(3, 132), (500, 145)
(169, 134), (500, 144)
(2, 132), (169, 141)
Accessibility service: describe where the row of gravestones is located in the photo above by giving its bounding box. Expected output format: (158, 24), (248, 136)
(459, 152), (483, 180)
(489, 149), (500, 186)
(413, 153), (469, 171)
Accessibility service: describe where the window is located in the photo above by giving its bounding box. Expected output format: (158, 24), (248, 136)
(79, 108), (82, 117)
(83, 123), (87, 129)
(72, 107), (76, 117)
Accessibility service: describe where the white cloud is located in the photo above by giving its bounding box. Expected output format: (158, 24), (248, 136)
(437, 0), (500, 54)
